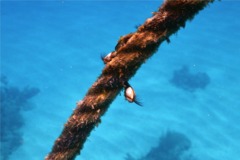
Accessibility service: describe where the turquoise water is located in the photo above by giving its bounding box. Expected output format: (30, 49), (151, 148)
(1, 1), (240, 160)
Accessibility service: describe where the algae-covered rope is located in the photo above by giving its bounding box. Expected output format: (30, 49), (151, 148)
(46, 0), (214, 159)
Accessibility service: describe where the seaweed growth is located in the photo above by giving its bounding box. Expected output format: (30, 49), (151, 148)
(170, 65), (210, 92)
(0, 74), (40, 159)
(126, 131), (196, 160)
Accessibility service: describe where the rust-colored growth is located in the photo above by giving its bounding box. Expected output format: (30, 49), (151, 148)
(46, 0), (214, 160)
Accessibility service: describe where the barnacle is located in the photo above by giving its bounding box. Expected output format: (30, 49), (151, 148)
(123, 81), (142, 106)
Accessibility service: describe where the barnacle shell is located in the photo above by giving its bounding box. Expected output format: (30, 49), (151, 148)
(103, 52), (112, 63)
(102, 51), (117, 64)
(125, 86), (135, 103)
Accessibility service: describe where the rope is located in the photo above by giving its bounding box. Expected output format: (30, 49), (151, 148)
(46, 0), (214, 159)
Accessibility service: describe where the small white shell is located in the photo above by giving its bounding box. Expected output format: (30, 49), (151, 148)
(125, 86), (135, 103)
(103, 52), (112, 63)
(102, 51), (117, 64)
(105, 52), (112, 59)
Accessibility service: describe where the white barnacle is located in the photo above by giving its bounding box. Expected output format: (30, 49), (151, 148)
(104, 52), (112, 60)
(124, 83), (142, 106)
(101, 51), (118, 64)
(124, 86), (135, 103)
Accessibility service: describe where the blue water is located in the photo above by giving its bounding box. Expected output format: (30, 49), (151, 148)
(1, 1), (240, 160)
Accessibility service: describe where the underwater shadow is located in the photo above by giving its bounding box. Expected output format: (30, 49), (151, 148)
(170, 65), (210, 92)
(0, 74), (40, 160)
(126, 131), (197, 160)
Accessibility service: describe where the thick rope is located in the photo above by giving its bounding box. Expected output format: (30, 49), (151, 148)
(46, 0), (214, 159)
